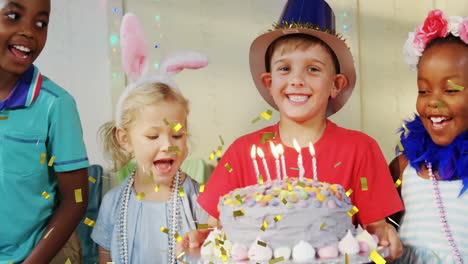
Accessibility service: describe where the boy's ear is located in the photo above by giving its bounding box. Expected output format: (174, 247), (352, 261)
(331, 74), (348, 99)
(116, 128), (134, 154)
(260, 72), (272, 90)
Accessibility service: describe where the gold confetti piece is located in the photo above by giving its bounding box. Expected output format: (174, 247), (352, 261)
(334, 161), (342, 167)
(209, 151), (215, 160)
(269, 257), (285, 264)
(154, 184), (160, 192)
(448, 80), (465, 91)
(177, 251), (186, 259)
(0, 116), (8, 120)
(402, 123), (409, 133)
(431, 249), (441, 260)
(39, 153), (46, 164)
(168, 146), (182, 156)
(258, 174), (264, 184)
(251, 116), (261, 124)
(43, 227), (54, 239)
(281, 197), (287, 204)
(136, 192), (145, 200)
(297, 181), (305, 188)
(235, 194), (243, 203)
(74, 189), (83, 203)
(387, 217), (400, 227)
(435, 102), (446, 108)
(199, 184), (205, 193)
(173, 123), (182, 132)
(369, 250), (386, 264)
(289, 167), (299, 171)
(347, 206), (359, 217)
(274, 215), (282, 222)
(178, 187), (185, 197)
(65, 258), (72, 264)
(260, 111), (271, 120)
(42, 191), (50, 199)
(320, 222), (327, 230)
(261, 132), (276, 143)
(360, 177), (368, 191)
(345, 189), (353, 196)
(160, 227), (169, 233)
(345, 253), (349, 264)
(174, 232), (183, 242)
(84, 217), (95, 227)
(224, 163), (233, 172)
(8, 262), (13, 264)
(397, 141), (404, 151)
(143, 176), (154, 184)
(48, 156), (56, 167)
(288, 183), (293, 191)
(233, 210), (244, 217)
(394, 179), (402, 188)
(260, 220), (268, 231)
(203, 240), (212, 247)
(88, 176), (96, 183)
(257, 240), (267, 247)
(163, 118), (170, 125)
(219, 135), (224, 145)
(197, 224), (209, 230)
(217, 146), (222, 157)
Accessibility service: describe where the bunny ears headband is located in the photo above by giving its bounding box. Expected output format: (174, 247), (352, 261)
(115, 13), (209, 127)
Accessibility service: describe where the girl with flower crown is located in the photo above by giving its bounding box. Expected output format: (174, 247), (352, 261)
(390, 9), (468, 264)
(90, 14), (208, 264)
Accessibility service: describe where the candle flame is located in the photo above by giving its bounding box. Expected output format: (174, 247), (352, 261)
(251, 145), (257, 159)
(308, 142), (315, 156)
(293, 139), (301, 153)
(269, 141), (279, 159)
(276, 144), (284, 155)
(257, 147), (265, 158)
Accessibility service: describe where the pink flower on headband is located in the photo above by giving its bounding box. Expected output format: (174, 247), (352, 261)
(422, 10), (448, 39)
(459, 19), (468, 44)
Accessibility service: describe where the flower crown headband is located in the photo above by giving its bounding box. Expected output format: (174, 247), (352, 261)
(403, 9), (468, 71)
(116, 13), (209, 127)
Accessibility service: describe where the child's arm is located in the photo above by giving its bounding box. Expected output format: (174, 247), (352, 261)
(98, 246), (112, 264)
(23, 168), (89, 264)
(363, 219), (403, 261)
(388, 154), (408, 227)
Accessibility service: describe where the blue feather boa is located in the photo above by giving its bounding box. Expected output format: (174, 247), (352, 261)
(397, 115), (468, 196)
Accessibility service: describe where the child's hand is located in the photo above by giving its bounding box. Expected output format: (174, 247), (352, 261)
(363, 219), (403, 261)
(176, 229), (211, 256)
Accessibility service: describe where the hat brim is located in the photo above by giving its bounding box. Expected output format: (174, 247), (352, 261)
(249, 28), (356, 116)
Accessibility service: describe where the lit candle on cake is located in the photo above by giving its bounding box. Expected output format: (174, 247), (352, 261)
(308, 142), (317, 182)
(269, 141), (280, 181)
(293, 139), (305, 181)
(276, 144), (287, 180)
(250, 145), (260, 182)
(256, 147), (271, 182)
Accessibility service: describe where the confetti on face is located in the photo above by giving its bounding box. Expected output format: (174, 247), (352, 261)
(345, 189), (353, 196)
(369, 250), (386, 264)
(48, 156), (56, 167)
(154, 184), (160, 192)
(394, 179), (402, 188)
(224, 163), (233, 172)
(448, 80), (465, 91)
(84, 217), (95, 227)
(435, 102), (446, 108)
(172, 123), (182, 132)
(178, 187), (185, 197)
(39, 153), (46, 164)
(42, 191), (50, 199)
(360, 177), (368, 191)
(74, 189), (83, 203)
(168, 146), (182, 156)
(347, 206), (359, 217)
(88, 176), (96, 183)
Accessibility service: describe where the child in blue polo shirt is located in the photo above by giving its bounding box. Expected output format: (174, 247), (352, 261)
(0, 0), (89, 263)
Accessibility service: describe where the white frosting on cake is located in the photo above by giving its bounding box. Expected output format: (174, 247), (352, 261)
(356, 230), (378, 251)
(273, 246), (291, 260)
(248, 238), (273, 261)
(338, 230), (360, 255)
(292, 240), (315, 262)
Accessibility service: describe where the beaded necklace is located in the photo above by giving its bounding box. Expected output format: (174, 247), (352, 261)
(426, 161), (463, 264)
(118, 169), (182, 264)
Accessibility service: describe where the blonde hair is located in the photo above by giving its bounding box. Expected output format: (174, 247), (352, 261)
(265, 34), (340, 74)
(99, 82), (189, 172)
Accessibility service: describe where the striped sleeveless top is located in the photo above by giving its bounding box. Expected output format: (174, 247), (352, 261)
(394, 166), (468, 263)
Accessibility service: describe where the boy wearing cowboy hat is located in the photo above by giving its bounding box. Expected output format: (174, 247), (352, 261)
(188, 0), (403, 260)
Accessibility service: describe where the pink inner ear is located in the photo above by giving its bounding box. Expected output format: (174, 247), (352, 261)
(121, 13), (148, 79)
(166, 60), (209, 74)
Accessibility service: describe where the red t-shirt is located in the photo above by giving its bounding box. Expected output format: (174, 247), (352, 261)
(197, 120), (403, 224)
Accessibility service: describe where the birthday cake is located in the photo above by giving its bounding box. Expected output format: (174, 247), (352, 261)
(201, 177), (380, 262)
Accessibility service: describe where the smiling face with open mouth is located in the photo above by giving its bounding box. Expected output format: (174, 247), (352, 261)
(121, 101), (188, 186)
(0, 0), (49, 80)
(416, 41), (468, 146)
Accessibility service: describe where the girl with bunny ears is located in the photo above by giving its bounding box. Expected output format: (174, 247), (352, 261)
(91, 13), (208, 264)
(390, 10), (468, 263)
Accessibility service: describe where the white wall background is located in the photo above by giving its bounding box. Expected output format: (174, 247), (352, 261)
(36, 0), (468, 170)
